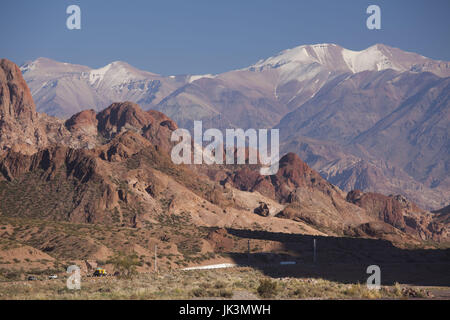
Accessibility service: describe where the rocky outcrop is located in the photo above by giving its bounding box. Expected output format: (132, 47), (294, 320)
(0, 58), (48, 153)
(147, 110), (178, 131)
(69, 102), (179, 153)
(0, 59), (36, 121)
(254, 202), (270, 217)
(98, 131), (152, 162)
(222, 153), (371, 234)
(64, 109), (99, 148)
(96, 101), (154, 139)
(66, 109), (98, 134)
(347, 190), (448, 242)
(346, 190), (406, 229)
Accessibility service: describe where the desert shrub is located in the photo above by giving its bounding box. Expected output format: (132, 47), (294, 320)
(214, 281), (226, 289)
(393, 282), (403, 297)
(2, 270), (22, 280)
(218, 289), (233, 298)
(190, 286), (233, 298)
(109, 252), (140, 279)
(200, 282), (212, 289)
(190, 288), (207, 297)
(257, 279), (278, 298)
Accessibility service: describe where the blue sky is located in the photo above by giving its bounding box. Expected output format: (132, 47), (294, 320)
(1, 0), (449, 75)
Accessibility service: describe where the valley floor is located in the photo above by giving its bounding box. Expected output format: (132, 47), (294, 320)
(0, 267), (449, 300)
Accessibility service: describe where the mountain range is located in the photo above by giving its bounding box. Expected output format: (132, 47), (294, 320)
(1, 57), (449, 275)
(19, 44), (450, 210)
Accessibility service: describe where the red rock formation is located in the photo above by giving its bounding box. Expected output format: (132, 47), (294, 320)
(347, 190), (448, 241)
(0, 59), (36, 121)
(147, 110), (178, 131)
(96, 101), (154, 139)
(346, 190), (406, 229)
(228, 153), (340, 203)
(0, 58), (47, 152)
(65, 109), (98, 133)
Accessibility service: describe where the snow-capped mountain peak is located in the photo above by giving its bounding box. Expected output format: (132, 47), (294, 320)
(250, 43), (403, 74)
(20, 57), (91, 76)
(87, 61), (160, 86)
(341, 44), (398, 73)
(249, 43), (449, 78)
(19, 43), (450, 119)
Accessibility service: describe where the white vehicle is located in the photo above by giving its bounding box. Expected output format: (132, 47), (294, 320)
(48, 275), (58, 280)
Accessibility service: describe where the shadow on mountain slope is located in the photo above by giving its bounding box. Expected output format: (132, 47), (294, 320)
(225, 229), (450, 286)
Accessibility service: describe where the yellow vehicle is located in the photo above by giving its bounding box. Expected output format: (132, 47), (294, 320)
(93, 268), (107, 277)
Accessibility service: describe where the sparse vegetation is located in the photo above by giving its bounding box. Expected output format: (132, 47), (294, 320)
(257, 279), (278, 298)
(108, 252), (140, 279)
(0, 267), (439, 300)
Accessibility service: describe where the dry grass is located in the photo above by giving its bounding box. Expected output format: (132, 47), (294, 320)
(0, 215), (219, 275)
(0, 267), (435, 300)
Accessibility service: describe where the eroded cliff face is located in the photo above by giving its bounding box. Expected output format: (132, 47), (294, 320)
(0, 59), (47, 153)
(347, 190), (448, 242)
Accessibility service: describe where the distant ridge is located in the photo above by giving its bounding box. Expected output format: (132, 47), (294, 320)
(12, 43), (450, 210)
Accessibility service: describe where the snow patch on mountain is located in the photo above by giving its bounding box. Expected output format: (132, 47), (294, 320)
(88, 63), (112, 85)
(188, 74), (216, 83)
(19, 43), (450, 120)
(87, 61), (151, 87)
(342, 45), (398, 73)
(248, 43), (441, 79)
